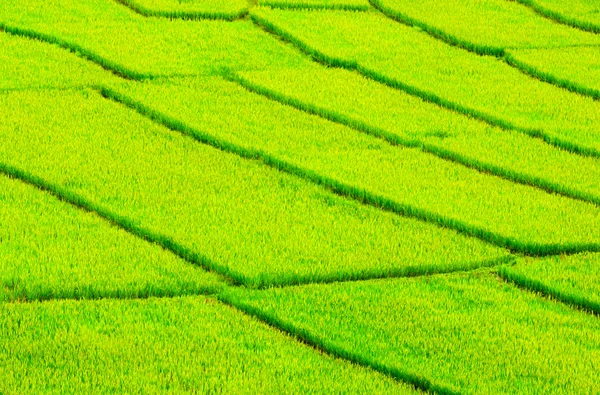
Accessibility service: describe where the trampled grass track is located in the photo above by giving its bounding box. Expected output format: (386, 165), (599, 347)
(369, 0), (600, 101)
(248, 11), (600, 159)
(3, 1), (600, 392)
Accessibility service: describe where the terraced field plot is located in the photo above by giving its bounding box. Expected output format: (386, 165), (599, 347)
(2, 0), (600, 392)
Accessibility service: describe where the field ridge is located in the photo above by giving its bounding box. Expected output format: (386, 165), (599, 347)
(112, 0), (249, 20)
(228, 71), (600, 208)
(249, 12), (600, 160)
(370, 0), (600, 101)
(513, 0), (600, 34)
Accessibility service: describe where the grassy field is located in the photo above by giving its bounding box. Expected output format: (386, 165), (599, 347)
(2, 0), (600, 392)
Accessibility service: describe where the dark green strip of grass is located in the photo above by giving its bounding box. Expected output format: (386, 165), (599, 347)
(98, 85), (600, 257)
(513, 0), (600, 35)
(0, 162), (245, 286)
(498, 266), (600, 317)
(369, 0), (600, 102)
(112, 0), (249, 21)
(249, 13), (600, 160)
(227, 71), (600, 208)
(260, 2), (369, 11)
(218, 291), (459, 395)
(0, 23), (149, 81)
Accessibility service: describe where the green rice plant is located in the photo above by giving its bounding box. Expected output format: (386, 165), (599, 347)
(250, 8), (600, 157)
(113, 0), (248, 20)
(0, 174), (223, 301)
(259, 0), (369, 11)
(110, 76), (600, 255)
(0, 296), (415, 394)
(514, 0), (600, 34)
(499, 253), (600, 315)
(371, 0), (600, 54)
(0, 89), (507, 287)
(0, 0), (310, 79)
(0, 34), (117, 91)
(506, 46), (600, 94)
(225, 272), (600, 394)
(234, 65), (600, 208)
(369, 0), (600, 99)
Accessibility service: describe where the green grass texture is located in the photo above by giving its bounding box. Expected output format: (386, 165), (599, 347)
(227, 272), (600, 394)
(109, 76), (600, 255)
(113, 0), (249, 20)
(0, 174), (223, 301)
(0, 89), (508, 287)
(233, 65), (600, 207)
(372, 0), (600, 52)
(514, 0), (600, 34)
(250, 8), (600, 157)
(0, 33), (118, 90)
(0, 0), (310, 79)
(500, 253), (600, 315)
(0, 296), (417, 394)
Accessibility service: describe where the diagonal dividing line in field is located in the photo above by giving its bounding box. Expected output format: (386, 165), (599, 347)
(368, 0), (600, 102)
(259, 2), (370, 11)
(511, 0), (600, 35)
(217, 291), (460, 395)
(111, 0), (249, 21)
(0, 23), (151, 81)
(497, 266), (600, 318)
(248, 13), (600, 161)
(0, 162), (246, 286)
(98, 85), (600, 257)
(227, 71), (600, 209)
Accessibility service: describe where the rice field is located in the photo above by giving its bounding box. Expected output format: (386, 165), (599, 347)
(1, 0), (599, 393)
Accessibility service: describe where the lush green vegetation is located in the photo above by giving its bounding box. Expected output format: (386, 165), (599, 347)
(0, 0), (310, 78)
(259, 0), (369, 11)
(0, 89), (508, 287)
(514, 0), (600, 33)
(0, 34), (116, 90)
(111, 77), (600, 254)
(234, 65), (600, 207)
(251, 8), (600, 157)
(227, 272), (600, 394)
(114, 0), (249, 20)
(0, 175), (223, 301)
(4, 0), (600, 391)
(507, 47), (600, 93)
(0, 296), (415, 394)
(372, 0), (600, 52)
(500, 253), (600, 315)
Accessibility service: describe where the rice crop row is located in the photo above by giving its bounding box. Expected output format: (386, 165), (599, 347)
(0, 89), (507, 287)
(111, 76), (600, 255)
(514, 0), (600, 34)
(371, 0), (600, 52)
(370, 0), (600, 100)
(506, 46), (600, 95)
(249, 8), (600, 158)
(113, 0), (249, 20)
(0, 0), (311, 78)
(499, 253), (600, 315)
(0, 33), (118, 91)
(259, 0), (369, 11)
(231, 66), (600, 208)
(225, 272), (600, 394)
(0, 296), (414, 394)
(0, 174), (223, 302)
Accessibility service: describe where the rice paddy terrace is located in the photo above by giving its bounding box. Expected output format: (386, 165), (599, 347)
(1, 0), (600, 393)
